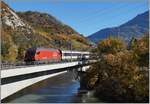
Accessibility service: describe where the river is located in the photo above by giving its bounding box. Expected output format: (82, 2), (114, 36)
(4, 71), (101, 103)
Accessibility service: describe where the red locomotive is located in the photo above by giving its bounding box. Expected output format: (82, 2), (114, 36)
(24, 48), (62, 63)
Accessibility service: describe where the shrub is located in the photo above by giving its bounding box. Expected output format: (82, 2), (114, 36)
(6, 45), (18, 63)
(131, 35), (149, 66)
(97, 37), (126, 55)
(17, 46), (27, 61)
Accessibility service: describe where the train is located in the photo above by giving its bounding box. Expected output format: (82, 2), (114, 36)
(24, 47), (90, 64)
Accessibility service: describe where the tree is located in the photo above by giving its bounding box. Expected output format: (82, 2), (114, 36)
(6, 45), (18, 63)
(131, 35), (149, 67)
(97, 37), (126, 55)
(17, 46), (26, 61)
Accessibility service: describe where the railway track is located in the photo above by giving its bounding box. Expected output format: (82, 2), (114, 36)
(1, 59), (95, 70)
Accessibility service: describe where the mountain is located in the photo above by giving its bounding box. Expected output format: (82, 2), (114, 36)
(88, 11), (149, 43)
(1, 1), (92, 63)
(17, 11), (78, 35)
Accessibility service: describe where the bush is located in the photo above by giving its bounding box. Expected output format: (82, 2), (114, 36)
(17, 46), (27, 61)
(6, 45), (18, 63)
(131, 35), (149, 66)
(97, 37), (126, 54)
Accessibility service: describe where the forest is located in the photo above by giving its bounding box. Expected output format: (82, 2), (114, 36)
(80, 34), (149, 103)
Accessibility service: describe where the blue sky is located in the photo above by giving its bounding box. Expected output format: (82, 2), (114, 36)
(5, 0), (149, 36)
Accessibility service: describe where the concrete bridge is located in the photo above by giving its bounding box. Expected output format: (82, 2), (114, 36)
(1, 60), (94, 100)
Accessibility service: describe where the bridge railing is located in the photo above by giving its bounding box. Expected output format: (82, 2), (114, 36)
(1, 58), (95, 70)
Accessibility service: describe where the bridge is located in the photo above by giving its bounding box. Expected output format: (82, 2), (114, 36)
(1, 60), (94, 100)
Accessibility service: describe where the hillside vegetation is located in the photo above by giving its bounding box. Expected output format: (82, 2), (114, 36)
(17, 11), (78, 35)
(81, 34), (149, 103)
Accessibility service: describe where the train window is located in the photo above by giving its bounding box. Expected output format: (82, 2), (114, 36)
(63, 53), (70, 56)
(64, 52), (82, 56)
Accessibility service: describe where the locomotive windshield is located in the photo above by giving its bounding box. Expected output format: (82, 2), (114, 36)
(24, 48), (36, 61)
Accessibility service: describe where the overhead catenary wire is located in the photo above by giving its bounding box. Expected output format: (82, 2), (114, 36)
(75, 2), (128, 25)
(80, 2), (146, 26)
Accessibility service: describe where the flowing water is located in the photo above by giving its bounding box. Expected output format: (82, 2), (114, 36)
(4, 71), (101, 103)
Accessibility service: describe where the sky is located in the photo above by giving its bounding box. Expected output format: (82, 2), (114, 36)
(4, 0), (149, 36)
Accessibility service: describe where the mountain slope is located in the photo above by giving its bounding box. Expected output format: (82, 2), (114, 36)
(16, 11), (92, 49)
(88, 11), (149, 43)
(1, 1), (92, 63)
(17, 11), (78, 35)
